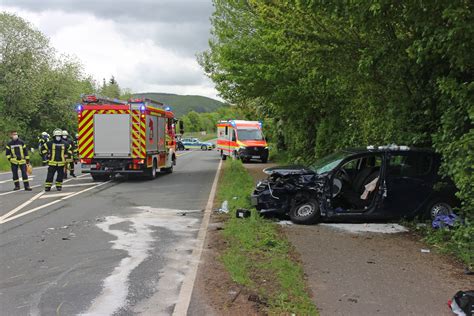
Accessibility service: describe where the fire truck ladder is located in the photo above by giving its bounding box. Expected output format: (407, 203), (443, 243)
(81, 94), (128, 105)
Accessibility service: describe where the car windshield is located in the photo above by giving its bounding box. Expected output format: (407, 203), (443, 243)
(237, 129), (263, 140)
(310, 151), (350, 174)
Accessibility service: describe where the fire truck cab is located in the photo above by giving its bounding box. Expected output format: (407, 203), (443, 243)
(217, 120), (269, 163)
(77, 95), (178, 180)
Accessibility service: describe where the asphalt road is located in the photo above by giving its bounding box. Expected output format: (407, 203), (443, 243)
(0, 149), (219, 316)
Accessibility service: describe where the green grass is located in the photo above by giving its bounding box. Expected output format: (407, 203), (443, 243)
(182, 132), (216, 142)
(217, 159), (318, 315)
(268, 144), (290, 164)
(0, 151), (43, 171)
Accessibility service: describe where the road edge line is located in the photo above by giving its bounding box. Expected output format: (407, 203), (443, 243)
(172, 159), (223, 316)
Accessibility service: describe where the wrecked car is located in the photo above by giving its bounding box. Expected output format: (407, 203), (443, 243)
(251, 146), (458, 224)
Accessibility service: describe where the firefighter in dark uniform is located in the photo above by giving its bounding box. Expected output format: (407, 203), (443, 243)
(38, 131), (50, 165)
(5, 131), (32, 191)
(42, 129), (72, 191)
(62, 130), (76, 178)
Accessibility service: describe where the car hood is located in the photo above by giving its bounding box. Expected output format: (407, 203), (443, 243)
(239, 140), (267, 147)
(263, 165), (315, 176)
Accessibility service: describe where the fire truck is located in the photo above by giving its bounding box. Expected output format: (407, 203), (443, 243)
(217, 120), (269, 163)
(76, 94), (181, 180)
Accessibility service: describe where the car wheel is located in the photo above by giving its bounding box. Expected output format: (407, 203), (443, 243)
(221, 151), (227, 160)
(289, 198), (320, 225)
(426, 199), (454, 220)
(201, 145), (207, 151)
(261, 157), (268, 163)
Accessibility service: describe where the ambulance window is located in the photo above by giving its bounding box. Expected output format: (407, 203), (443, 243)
(232, 130), (236, 141)
(225, 126), (228, 135)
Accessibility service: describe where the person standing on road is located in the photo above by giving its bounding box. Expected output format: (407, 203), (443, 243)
(62, 130), (76, 178)
(5, 131), (32, 191)
(42, 129), (72, 192)
(38, 131), (50, 165)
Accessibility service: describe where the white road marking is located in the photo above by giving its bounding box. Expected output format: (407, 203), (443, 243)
(320, 223), (408, 234)
(0, 191), (45, 222)
(62, 183), (97, 187)
(173, 159), (223, 316)
(0, 166), (48, 175)
(39, 192), (73, 199)
(0, 180), (111, 224)
(0, 176), (36, 184)
(0, 174), (90, 196)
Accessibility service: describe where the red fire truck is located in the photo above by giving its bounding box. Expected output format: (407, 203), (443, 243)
(77, 94), (180, 180)
(216, 120), (269, 162)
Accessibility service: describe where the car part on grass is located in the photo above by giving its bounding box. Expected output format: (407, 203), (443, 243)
(432, 213), (460, 229)
(236, 209), (251, 218)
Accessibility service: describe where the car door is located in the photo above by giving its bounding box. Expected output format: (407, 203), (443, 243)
(381, 152), (435, 218)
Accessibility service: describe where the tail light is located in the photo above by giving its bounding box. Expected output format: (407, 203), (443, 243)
(133, 159), (144, 164)
(80, 158), (92, 164)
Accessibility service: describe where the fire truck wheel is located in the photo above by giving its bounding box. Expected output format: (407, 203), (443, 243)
(145, 160), (157, 180)
(161, 165), (173, 174)
(92, 174), (110, 182)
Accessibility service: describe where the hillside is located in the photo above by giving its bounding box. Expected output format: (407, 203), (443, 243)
(133, 92), (226, 117)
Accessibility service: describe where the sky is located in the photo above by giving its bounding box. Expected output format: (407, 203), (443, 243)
(0, 0), (220, 100)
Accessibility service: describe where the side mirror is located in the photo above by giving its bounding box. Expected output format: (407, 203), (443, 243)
(179, 121), (184, 135)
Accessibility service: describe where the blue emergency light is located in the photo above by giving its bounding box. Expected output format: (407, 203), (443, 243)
(76, 104), (83, 112)
(140, 104), (146, 112)
(164, 106), (171, 111)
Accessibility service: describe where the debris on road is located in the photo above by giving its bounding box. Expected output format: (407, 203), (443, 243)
(321, 223), (408, 234)
(277, 220), (294, 226)
(432, 213), (460, 229)
(177, 212), (187, 216)
(448, 290), (474, 316)
(421, 249), (431, 253)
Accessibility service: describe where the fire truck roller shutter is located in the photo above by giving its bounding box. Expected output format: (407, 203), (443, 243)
(94, 114), (131, 157)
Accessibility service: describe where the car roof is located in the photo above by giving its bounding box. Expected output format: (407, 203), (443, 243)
(342, 146), (435, 155)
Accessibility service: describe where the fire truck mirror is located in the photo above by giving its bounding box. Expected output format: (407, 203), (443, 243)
(179, 121), (184, 135)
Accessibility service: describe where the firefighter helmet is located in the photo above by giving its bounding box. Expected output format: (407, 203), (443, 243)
(62, 130), (69, 136)
(53, 129), (62, 136)
(41, 131), (49, 137)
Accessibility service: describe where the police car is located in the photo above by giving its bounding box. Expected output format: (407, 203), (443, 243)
(181, 138), (214, 151)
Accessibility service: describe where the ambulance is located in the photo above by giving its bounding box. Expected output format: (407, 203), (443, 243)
(216, 120), (269, 162)
(77, 95), (180, 180)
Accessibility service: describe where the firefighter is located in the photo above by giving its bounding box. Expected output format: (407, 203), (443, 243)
(42, 129), (72, 191)
(5, 131), (32, 191)
(62, 130), (76, 178)
(38, 132), (50, 165)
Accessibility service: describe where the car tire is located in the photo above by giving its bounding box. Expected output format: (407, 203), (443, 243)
(425, 198), (454, 220)
(91, 174), (110, 182)
(289, 197), (320, 225)
(201, 145), (207, 151)
(261, 157), (268, 163)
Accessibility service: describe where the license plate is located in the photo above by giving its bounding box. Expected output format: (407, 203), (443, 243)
(252, 155), (260, 159)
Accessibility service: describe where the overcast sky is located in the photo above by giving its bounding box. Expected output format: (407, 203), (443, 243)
(1, 0), (220, 99)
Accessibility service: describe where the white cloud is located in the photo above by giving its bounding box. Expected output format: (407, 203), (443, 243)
(0, 2), (220, 100)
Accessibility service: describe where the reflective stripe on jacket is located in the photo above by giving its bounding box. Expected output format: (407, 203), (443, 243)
(6, 139), (29, 165)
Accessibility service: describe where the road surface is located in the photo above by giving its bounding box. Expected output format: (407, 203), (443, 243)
(0, 150), (219, 315)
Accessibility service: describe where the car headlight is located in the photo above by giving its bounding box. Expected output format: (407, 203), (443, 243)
(264, 146), (269, 150)
(239, 146), (246, 151)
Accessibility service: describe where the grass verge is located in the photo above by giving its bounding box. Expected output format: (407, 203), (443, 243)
(1, 151), (43, 171)
(216, 159), (318, 315)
